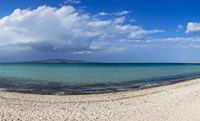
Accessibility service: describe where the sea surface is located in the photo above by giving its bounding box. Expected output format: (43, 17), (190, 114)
(0, 63), (200, 94)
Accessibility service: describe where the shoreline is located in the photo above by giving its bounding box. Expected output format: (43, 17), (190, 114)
(1, 77), (200, 101)
(1, 75), (200, 95)
(1, 78), (200, 120)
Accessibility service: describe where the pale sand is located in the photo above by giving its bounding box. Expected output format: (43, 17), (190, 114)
(1, 79), (200, 121)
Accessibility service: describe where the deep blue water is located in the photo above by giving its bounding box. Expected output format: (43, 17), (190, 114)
(0, 63), (200, 94)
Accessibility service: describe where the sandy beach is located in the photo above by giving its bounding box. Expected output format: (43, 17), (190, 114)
(1, 79), (200, 121)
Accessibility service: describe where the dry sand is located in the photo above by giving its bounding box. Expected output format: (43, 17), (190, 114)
(1, 79), (200, 121)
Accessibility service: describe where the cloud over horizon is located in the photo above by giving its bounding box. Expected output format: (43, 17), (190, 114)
(186, 22), (200, 35)
(0, 5), (164, 54)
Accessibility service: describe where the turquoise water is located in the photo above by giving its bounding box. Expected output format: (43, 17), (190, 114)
(0, 63), (200, 94)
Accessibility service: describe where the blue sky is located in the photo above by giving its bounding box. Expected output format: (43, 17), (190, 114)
(0, 0), (200, 62)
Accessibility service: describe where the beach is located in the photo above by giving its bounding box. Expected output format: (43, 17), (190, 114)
(0, 79), (200, 120)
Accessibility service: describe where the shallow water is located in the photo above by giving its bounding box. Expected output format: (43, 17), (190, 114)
(0, 63), (200, 94)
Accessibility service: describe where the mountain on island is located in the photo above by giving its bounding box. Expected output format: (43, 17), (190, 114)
(30, 59), (86, 63)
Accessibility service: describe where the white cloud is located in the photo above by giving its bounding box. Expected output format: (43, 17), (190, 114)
(178, 24), (183, 30)
(130, 18), (137, 22)
(99, 12), (109, 16)
(0, 5), (163, 53)
(115, 10), (130, 16)
(113, 16), (126, 24)
(133, 37), (200, 49)
(99, 11), (130, 17)
(129, 29), (164, 39)
(87, 20), (111, 27)
(186, 22), (200, 34)
(73, 50), (92, 54)
(64, 0), (81, 4)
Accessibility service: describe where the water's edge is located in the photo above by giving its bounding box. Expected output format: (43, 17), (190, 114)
(0, 75), (199, 95)
(1, 63), (200, 95)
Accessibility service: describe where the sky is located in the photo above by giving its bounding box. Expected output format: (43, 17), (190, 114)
(0, 0), (200, 62)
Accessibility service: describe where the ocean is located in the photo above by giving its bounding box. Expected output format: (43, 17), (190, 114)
(0, 63), (200, 94)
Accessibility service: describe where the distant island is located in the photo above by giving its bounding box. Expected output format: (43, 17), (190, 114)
(1, 59), (97, 64)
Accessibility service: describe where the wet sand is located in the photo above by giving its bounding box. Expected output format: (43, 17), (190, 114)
(1, 78), (200, 121)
